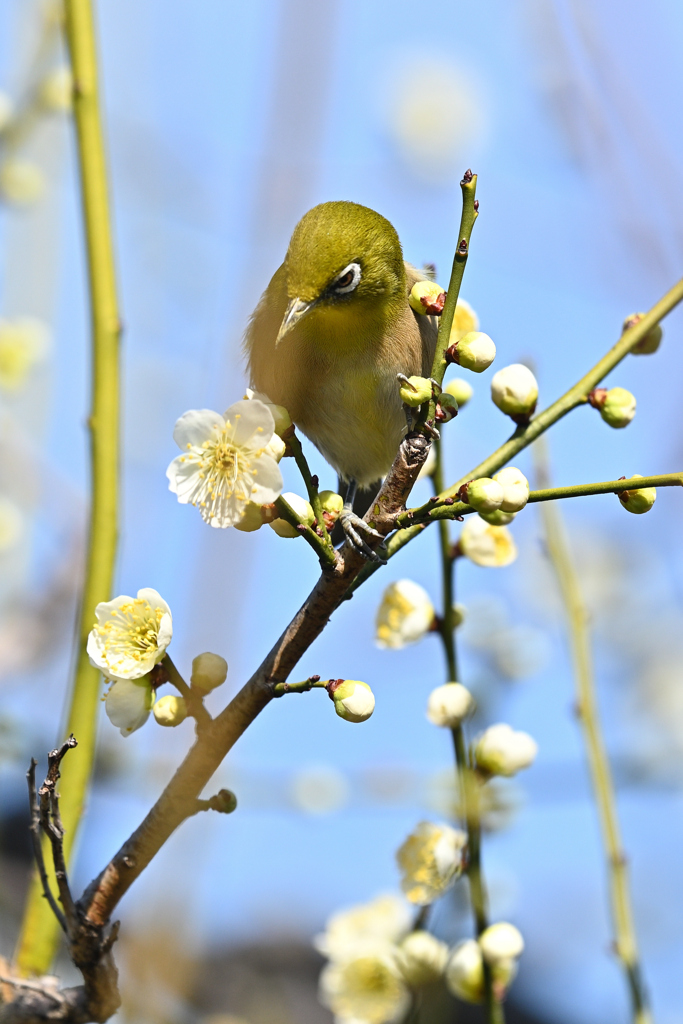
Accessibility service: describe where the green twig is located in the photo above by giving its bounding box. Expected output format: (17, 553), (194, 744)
(163, 655), (212, 730)
(272, 676), (330, 696)
(274, 495), (337, 568)
(534, 439), (652, 1024)
(286, 431), (332, 549)
(16, 0), (121, 976)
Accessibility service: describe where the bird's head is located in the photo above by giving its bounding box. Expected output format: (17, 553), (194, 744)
(277, 201), (405, 344)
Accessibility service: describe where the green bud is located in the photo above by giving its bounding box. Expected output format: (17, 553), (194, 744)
(443, 377), (473, 407)
(590, 387), (636, 428)
(207, 788), (238, 814)
(436, 391), (458, 422)
(399, 375), (433, 407)
(153, 694), (187, 728)
(327, 679), (375, 723)
(191, 652), (228, 692)
(269, 492), (315, 537)
(409, 280), (446, 316)
(624, 312), (663, 355)
(447, 331), (496, 373)
(319, 490), (344, 515)
(478, 508), (516, 526)
(463, 477), (504, 513)
(618, 475), (656, 514)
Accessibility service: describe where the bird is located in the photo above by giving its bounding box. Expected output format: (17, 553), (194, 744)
(245, 200), (438, 558)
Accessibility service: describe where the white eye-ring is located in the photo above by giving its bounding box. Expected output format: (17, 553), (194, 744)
(333, 262), (361, 294)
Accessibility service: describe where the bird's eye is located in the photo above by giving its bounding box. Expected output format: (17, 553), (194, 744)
(333, 262), (361, 295)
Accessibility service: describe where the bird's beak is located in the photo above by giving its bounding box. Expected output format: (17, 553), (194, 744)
(276, 296), (315, 345)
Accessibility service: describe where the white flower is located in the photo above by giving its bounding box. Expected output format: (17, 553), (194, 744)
(479, 923), (524, 964)
(459, 517), (517, 568)
(104, 678), (154, 736)
(396, 821), (466, 905)
(450, 331), (496, 373)
(0, 317), (50, 390)
(319, 951), (409, 1024)
(40, 67), (73, 112)
(492, 467), (529, 512)
(87, 587), (172, 681)
(474, 723), (538, 777)
(269, 491), (314, 537)
(490, 364), (538, 418)
(152, 694), (187, 727)
(463, 478), (504, 513)
(167, 400), (283, 528)
(397, 931), (449, 987)
(445, 940), (484, 1003)
(426, 683), (474, 728)
(0, 159), (46, 204)
(191, 652), (228, 692)
(375, 580), (435, 649)
(244, 387), (292, 436)
(314, 894), (412, 961)
(329, 680), (375, 723)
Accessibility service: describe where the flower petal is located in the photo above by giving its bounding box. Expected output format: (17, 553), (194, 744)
(104, 678), (153, 736)
(172, 409), (224, 450)
(166, 454), (204, 502)
(223, 399), (274, 449)
(248, 453), (283, 504)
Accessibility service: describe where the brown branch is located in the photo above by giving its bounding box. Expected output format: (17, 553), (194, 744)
(26, 760), (66, 933)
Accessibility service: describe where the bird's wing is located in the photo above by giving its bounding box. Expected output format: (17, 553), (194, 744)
(404, 261), (439, 376)
(243, 262), (290, 396)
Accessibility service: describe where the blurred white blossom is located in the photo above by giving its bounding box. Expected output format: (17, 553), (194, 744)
(396, 821), (466, 904)
(375, 580), (435, 649)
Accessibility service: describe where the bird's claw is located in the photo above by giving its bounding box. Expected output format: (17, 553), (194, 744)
(340, 506), (387, 563)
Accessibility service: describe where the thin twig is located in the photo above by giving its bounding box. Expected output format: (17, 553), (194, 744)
(534, 438), (652, 1024)
(287, 431), (332, 549)
(274, 494), (338, 567)
(162, 656), (213, 730)
(26, 760), (66, 933)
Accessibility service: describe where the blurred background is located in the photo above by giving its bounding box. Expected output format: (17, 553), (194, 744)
(1, 1), (683, 1021)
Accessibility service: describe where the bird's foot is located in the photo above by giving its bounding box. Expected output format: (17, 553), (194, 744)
(340, 506), (387, 563)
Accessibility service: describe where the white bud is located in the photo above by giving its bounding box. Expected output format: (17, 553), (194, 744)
(0, 159), (46, 205)
(445, 940), (484, 1003)
(264, 433), (286, 462)
(153, 694), (187, 727)
(591, 386), (636, 429)
(269, 492), (315, 537)
(459, 517), (517, 568)
(104, 678), (153, 737)
(40, 67), (73, 112)
(463, 478), (504, 513)
(449, 331), (496, 373)
(624, 312), (662, 355)
(491, 364), (538, 418)
(474, 723), (538, 777)
(426, 683), (474, 728)
(191, 652), (228, 692)
(398, 931), (449, 986)
(443, 377), (473, 407)
(329, 680), (375, 723)
(492, 466), (529, 512)
(479, 923), (524, 964)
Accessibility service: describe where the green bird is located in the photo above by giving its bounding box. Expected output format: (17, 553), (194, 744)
(245, 200), (438, 558)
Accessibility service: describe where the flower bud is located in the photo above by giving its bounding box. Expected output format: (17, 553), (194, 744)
(452, 603), (466, 627)
(153, 694), (188, 727)
(618, 475), (656, 515)
(399, 375), (432, 408)
(0, 159), (46, 205)
(398, 931), (449, 986)
(234, 501), (266, 532)
(478, 509), (516, 526)
(409, 280), (446, 316)
(319, 490), (344, 526)
(443, 377), (473, 407)
(397, 821), (466, 904)
(490, 364), (538, 419)
(435, 391), (458, 422)
(376, 580), (435, 649)
(461, 478), (504, 513)
(493, 466), (529, 512)
(445, 940), (484, 1003)
(474, 723), (538, 777)
(624, 312), (662, 355)
(39, 67), (73, 112)
(207, 788), (238, 813)
(479, 923), (524, 964)
(104, 678), (154, 736)
(459, 517), (517, 568)
(0, 91), (13, 132)
(265, 433), (286, 462)
(244, 388), (292, 436)
(446, 331), (496, 373)
(589, 386), (636, 428)
(191, 652), (228, 692)
(427, 683), (474, 728)
(269, 492), (315, 537)
(327, 679), (375, 723)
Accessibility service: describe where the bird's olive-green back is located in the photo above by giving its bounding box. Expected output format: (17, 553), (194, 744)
(284, 201), (405, 305)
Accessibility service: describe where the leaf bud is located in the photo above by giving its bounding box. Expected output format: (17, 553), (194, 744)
(153, 694), (188, 727)
(191, 652), (228, 692)
(478, 508), (516, 526)
(207, 788), (238, 814)
(589, 386), (636, 428)
(435, 391), (458, 422)
(624, 312), (662, 355)
(269, 492), (315, 537)
(479, 923), (524, 964)
(460, 477), (504, 513)
(327, 679), (375, 723)
(426, 682), (474, 728)
(443, 377), (473, 407)
(617, 475), (656, 515)
(474, 723), (538, 777)
(490, 364), (538, 420)
(398, 931), (449, 987)
(399, 375), (433, 408)
(492, 466), (529, 512)
(409, 280), (446, 316)
(446, 331), (496, 373)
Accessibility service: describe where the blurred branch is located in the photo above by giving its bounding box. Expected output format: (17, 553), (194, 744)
(16, 0), (121, 975)
(534, 438), (652, 1024)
